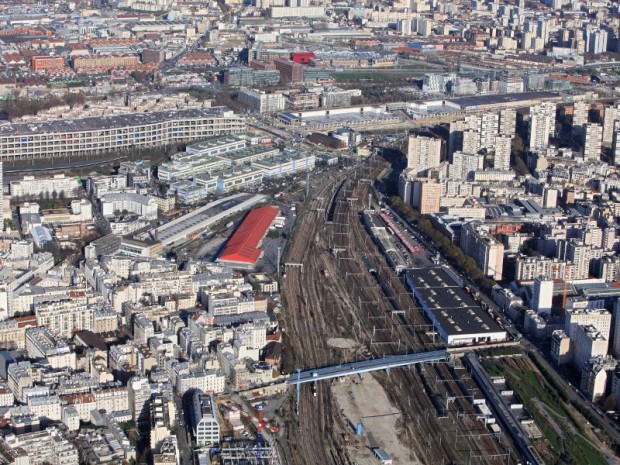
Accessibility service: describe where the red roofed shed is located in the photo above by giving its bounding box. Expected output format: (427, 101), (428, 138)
(217, 205), (279, 268)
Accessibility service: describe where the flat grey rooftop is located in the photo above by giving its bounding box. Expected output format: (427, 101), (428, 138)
(0, 108), (238, 136)
(407, 266), (504, 336)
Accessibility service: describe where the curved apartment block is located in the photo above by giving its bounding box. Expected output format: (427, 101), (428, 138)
(0, 108), (245, 161)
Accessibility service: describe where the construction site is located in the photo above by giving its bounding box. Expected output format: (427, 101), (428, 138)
(218, 445), (282, 465)
(278, 154), (522, 465)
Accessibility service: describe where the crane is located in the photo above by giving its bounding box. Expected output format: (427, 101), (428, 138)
(256, 405), (265, 464)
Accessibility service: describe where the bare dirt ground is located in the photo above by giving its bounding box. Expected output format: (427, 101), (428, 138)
(332, 373), (422, 465)
(327, 337), (359, 350)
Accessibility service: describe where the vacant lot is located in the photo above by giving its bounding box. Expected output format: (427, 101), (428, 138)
(482, 356), (609, 465)
(332, 373), (421, 464)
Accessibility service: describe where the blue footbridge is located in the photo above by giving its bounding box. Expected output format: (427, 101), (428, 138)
(287, 349), (449, 412)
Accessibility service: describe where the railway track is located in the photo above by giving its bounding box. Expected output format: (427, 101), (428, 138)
(327, 171), (457, 464)
(281, 165), (364, 465)
(324, 162), (518, 465)
(281, 156), (519, 465)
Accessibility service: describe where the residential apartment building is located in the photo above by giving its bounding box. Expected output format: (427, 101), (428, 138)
(321, 88), (362, 108)
(613, 122), (620, 164)
(493, 134), (512, 171)
(479, 112), (499, 149)
(411, 178), (442, 214)
(450, 151), (483, 180)
(25, 326), (74, 369)
(551, 330), (572, 365)
(603, 104), (620, 145)
(206, 292), (268, 316)
(0, 428), (78, 465)
(35, 296), (95, 338)
(584, 27), (608, 54)
(29, 394), (62, 422)
(574, 324), (608, 370)
(565, 308), (611, 342)
(407, 135), (442, 175)
(448, 115), (480, 156)
(133, 314), (155, 344)
(514, 256), (577, 282)
(94, 386), (129, 414)
(72, 54), (140, 71)
(191, 391), (220, 448)
(612, 300), (620, 358)
(150, 394), (174, 451)
(31, 55), (65, 72)
(583, 123), (603, 161)
(0, 316), (38, 350)
(461, 130), (481, 155)
(100, 193), (158, 220)
(10, 174), (81, 199)
(572, 100), (589, 139)
(557, 239), (594, 279)
(532, 275), (553, 315)
(175, 369), (226, 395)
(128, 376), (152, 435)
(7, 361), (32, 402)
(237, 88), (286, 113)
(460, 222), (504, 280)
(499, 108), (517, 136)
(499, 71), (524, 93)
(0, 108), (245, 161)
(529, 102), (556, 151)
(581, 357), (616, 401)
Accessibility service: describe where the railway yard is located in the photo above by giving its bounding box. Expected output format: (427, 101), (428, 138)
(279, 155), (523, 465)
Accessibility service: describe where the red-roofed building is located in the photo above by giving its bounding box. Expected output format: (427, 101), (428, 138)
(178, 51), (215, 68)
(15, 315), (38, 328)
(291, 51), (315, 64)
(217, 205), (279, 268)
(72, 54), (140, 72)
(60, 393), (96, 421)
(3, 52), (24, 67)
(31, 55), (64, 72)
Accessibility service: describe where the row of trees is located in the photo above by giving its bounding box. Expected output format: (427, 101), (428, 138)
(1, 92), (86, 121)
(11, 190), (75, 209)
(389, 195), (497, 291)
(511, 133), (530, 176)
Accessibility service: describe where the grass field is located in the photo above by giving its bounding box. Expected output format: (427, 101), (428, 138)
(332, 71), (410, 82)
(482, 356), (608, 465)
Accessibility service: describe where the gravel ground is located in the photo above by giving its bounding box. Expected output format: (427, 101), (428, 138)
(327, 338), (359, 350)
(332, 373), (422, 465)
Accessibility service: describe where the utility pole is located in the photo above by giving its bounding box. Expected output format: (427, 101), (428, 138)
(305, 162), (310, 197)
(296, 368), (302, 416)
